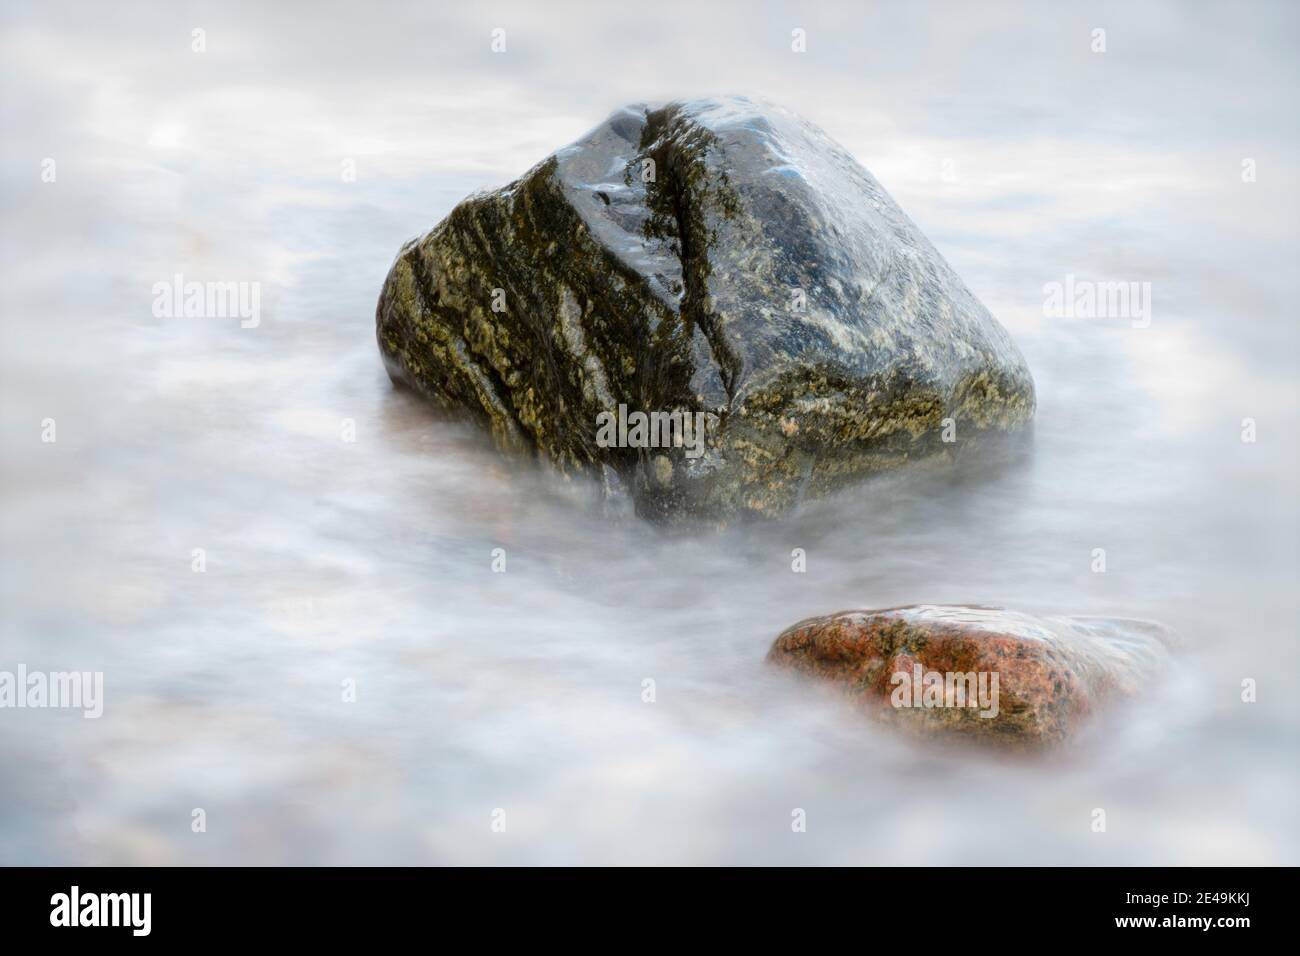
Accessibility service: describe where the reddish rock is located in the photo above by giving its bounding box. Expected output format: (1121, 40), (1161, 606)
(767, 605), (1177, 750)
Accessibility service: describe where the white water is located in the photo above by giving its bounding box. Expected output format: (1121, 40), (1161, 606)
(2, 1), (1297, 864)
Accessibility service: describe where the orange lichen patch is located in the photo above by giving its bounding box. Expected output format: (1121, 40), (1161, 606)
(911, 631), (985, 674)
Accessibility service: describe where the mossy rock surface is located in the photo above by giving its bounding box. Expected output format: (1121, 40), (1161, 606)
(376, 96), (1036, 523)
(768, 605), (1178, 750)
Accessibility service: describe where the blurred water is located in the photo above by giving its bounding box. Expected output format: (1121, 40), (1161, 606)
(1, 1), (1297, 864)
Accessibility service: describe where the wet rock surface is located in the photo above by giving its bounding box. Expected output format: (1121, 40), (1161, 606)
(377, 96), (1035, 523)
(767, 605), (1177, 749)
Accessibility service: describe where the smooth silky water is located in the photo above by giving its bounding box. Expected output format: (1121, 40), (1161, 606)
(2, 1), (1296, 864)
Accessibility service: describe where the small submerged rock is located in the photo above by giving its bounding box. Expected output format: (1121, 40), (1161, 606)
(376, 96), (1035, 524)
(767, 605), (1177, 750)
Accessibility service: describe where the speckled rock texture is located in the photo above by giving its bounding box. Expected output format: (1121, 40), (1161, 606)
(767, 605), (1177, 750)
(376, 96), (1035, 523)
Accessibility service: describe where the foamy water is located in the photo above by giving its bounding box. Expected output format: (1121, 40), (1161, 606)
(2, 1), (1297, 865)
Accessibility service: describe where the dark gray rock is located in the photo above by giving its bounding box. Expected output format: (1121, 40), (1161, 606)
(376, 96), (1035, 523)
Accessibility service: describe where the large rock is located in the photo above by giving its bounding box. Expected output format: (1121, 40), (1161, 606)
(376, 96), (1035, 522)
(767, 605), (1176, 749)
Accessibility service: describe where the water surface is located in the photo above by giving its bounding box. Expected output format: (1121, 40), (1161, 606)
(1, 1), (1296, 864)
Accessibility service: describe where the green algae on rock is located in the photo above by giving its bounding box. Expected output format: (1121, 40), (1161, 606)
(767, 605), (1178, 750)
(376, 96), (1036, 522)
